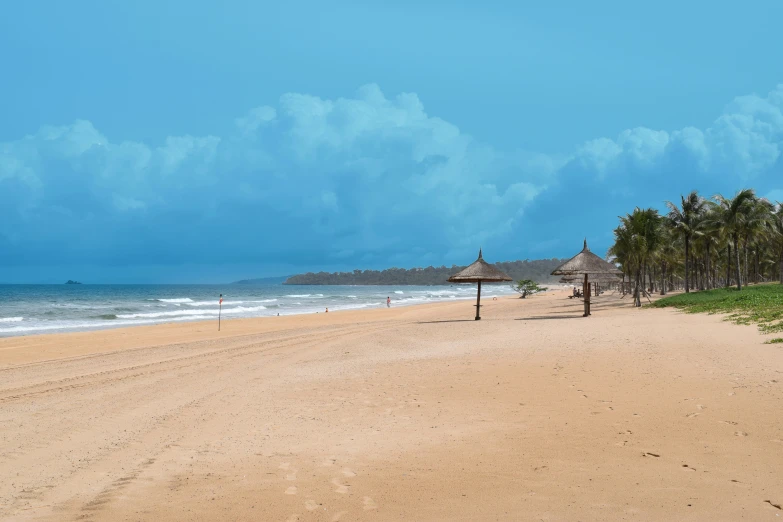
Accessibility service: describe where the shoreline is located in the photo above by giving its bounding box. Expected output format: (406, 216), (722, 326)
(0, 292), (533, 367)
(0, 283), (532, 340)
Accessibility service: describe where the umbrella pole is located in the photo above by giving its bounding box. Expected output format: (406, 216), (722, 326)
(583, 274), (590, 317)
(475, 280), (482, 320)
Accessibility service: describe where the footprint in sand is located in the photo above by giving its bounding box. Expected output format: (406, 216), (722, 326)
(697, 404), (706, 410)
(363, 496), (377, 510)
(331, 512), (347, 522)
(285, 515), (300, 522)
(719, 420), (739, 426)
(685, 412), (701, 418)
(735, 431), (749, 437)
(285, 486), (298, 495)
(321, 457), (336, 467)
(279, 463), (291, 470)
(286, 470), (298, 481)
(341, 468), (356, 478)
(331, 478), (349, 494)
(305, 500), (320, 511)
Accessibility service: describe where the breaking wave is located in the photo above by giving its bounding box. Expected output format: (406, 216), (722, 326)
(117, 305), (267, 319)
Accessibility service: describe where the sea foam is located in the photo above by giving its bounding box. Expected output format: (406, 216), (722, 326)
(117, 305), (266, 319)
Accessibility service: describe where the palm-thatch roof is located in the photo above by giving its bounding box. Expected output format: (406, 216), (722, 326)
(551, 240), (623, 278)
(559, 274), (621, 284)
(448, 249), (512, 283)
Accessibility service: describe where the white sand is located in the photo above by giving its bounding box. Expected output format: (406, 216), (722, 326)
(1, 289), (782, 520)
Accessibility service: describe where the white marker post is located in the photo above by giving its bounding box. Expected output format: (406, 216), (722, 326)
(218, 294), (223, 331)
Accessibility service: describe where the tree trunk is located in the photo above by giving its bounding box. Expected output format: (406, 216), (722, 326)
(685, 236), (690, 293)
(779, 248), (783, 285)
(706, 243), (711, 289)
(696, 259), (704, 290)
(652, 265), (657, 293)
(660, 262), (667, 295)
(726, 244), (731, 288)
(744, 243), (749, 286)
(734, 236), (742, 290)
(634, 270), (641, 307)
(755, 249), (760, 284)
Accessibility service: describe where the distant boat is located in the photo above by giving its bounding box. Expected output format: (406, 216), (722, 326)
(65, 280), (82, 285)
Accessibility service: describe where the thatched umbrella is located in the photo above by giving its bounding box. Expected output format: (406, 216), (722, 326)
(448, 249), (512, 320)
(551, 239), (622, 317)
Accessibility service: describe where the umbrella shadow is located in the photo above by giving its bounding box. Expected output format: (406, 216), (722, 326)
(416, 319), (476, 324)
(515, 315), (585, 321)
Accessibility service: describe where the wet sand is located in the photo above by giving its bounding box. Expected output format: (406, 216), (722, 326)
(1, 290), (782, 520)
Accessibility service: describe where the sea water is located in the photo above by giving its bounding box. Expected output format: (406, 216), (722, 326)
(0, 283), (516, 337)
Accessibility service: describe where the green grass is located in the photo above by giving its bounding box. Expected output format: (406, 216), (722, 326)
(648, 283), (783, 334)
(765, 338), (783, 344)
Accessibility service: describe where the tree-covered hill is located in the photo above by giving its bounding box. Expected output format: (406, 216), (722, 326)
(283, 258), (567, 285)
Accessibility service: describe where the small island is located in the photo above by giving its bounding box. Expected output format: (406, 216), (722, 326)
(65, 280), (82, 285)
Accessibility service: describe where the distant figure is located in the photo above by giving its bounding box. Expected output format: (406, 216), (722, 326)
(325, 307), (329, 313)
(387, 296), (391, 308)
(492, 296), (497, 301)
(277, 313), (279, 316)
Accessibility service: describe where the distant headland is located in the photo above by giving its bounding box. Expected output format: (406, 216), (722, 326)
(273, 258), (568, 286)
(232, 276), (290, 285)
(65, 280), (82, 285)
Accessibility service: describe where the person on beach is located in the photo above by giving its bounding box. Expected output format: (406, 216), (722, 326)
(387, 296), (391, 308)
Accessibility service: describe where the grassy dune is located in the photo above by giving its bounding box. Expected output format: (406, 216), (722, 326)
(649, 284), (783, 341)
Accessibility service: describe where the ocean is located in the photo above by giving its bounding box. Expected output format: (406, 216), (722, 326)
(0, 283), (516, 337)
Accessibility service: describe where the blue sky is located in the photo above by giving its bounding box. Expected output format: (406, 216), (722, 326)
(1, 0), (782, 283)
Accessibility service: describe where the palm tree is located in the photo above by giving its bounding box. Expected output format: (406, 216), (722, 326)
(712, 189), (757, 290)
(697, 201), (725, 289)
(655, 225), (679, 294)
(742, 197), (774, 284)
(771, 202), (783, 284)
(609, 207), (662, 306)
(666, 191), (706, 293)
(608, 219), (634, 297)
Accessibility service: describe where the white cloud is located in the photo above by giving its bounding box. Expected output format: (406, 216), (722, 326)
(235, 106), (276, 135)
(1, 83), (782, 270)
(157, 135), (221, 175)
(573, 84), (783, 178)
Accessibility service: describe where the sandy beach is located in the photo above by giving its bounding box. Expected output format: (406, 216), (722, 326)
(2, 289), (782, 521)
